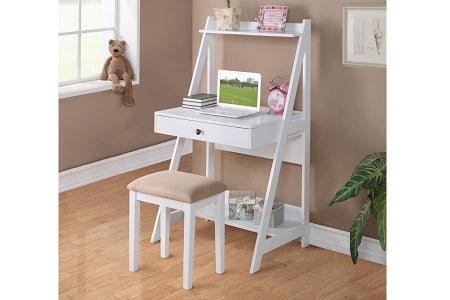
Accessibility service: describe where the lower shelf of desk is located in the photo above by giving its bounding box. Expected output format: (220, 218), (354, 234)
(196, 203), (306, 237)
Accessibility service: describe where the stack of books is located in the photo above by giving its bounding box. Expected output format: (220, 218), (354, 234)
(182, 93), (217, 109)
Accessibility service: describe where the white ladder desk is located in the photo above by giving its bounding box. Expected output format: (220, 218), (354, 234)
(150, 17), (311, 274)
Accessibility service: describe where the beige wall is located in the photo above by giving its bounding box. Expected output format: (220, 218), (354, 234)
(192, 0), (386, 238)
(59, 1), (193, 171)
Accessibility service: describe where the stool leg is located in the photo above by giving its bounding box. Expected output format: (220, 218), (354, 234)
(160, 206), (170, 258)
(215, 193), (225, 274)
(183, 206), (195, 290)
(129, 191), (140, 272)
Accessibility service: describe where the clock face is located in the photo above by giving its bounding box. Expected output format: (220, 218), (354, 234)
(268, 89), (286, 113)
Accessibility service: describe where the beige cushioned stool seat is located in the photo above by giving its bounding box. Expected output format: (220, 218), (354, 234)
(127, 170), (227, 203)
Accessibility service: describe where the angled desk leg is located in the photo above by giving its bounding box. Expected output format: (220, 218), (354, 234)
(301, 127), (311, 247)
(206, 142), (215, 178)
(150, 137), (186, 243)
(250, 133), (288, 274)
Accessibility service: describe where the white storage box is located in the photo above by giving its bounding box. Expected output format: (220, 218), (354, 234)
(254, 200), (284, 227)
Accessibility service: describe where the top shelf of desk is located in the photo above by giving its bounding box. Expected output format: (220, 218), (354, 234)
(199, 18), (307, 38)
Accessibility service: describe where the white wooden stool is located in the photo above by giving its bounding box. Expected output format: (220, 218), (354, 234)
(127, 170), (227, 290)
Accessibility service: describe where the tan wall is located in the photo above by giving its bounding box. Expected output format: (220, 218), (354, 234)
(192, 0), (386, 238)
(59, 1), (193, 171)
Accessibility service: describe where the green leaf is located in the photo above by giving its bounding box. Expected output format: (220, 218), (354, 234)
(329, 153), (386, 206)
(329, 176), (364, 206)
(355, 152), (386, 170)
(350, 198), (372, 264)
(373, 181), (386, 251)
(356, 152), (386, 190)
(369, 189), (377, 219)
(360, 160), (386, 190)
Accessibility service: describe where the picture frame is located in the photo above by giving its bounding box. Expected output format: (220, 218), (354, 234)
(342, 4), (386, 69)
(256, 5), (288, 33)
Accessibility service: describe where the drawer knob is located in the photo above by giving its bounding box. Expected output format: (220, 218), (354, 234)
(195, 129), (201, 135)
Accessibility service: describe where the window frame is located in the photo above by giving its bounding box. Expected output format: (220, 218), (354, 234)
(59, 0), (140, 99)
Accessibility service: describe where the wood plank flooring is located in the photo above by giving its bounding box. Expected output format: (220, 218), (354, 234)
(59, 154), (386, 299)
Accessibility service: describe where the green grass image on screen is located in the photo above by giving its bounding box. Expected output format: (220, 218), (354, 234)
(219, 83), (258, 107)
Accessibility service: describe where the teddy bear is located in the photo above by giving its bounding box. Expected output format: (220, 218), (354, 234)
(100, 39), (135, 106)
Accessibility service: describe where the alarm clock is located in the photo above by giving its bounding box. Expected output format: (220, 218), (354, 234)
(267, 77), (289, 114)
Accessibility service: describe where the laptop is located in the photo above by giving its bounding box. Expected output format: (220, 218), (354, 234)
(200, 70), (261, 118)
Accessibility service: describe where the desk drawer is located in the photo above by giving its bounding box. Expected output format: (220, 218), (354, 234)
(155, 115), (251, 148)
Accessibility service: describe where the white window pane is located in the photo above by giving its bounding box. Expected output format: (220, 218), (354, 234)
(81, 31), (114, 78)
(81, 0), (115, 30)
(59, 0), (78, 32)
(59, 34), (78, 82)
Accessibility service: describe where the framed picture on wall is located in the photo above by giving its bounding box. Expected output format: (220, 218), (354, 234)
(342, 4), (386, 69)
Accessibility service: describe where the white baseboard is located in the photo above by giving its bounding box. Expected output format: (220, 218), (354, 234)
(310, 223), (386, 265)
(59, 139), (192, 192)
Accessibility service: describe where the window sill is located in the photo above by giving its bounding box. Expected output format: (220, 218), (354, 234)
(59, 79), (139, 99)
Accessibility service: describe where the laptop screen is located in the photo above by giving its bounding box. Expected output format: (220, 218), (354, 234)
(217, 70), (261, 110)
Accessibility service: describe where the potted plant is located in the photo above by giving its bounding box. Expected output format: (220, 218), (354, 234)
(329, 152), (386, 264)
(214, 0), (242, 31)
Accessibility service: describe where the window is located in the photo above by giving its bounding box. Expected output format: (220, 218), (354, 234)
(59, 0), (140, 99)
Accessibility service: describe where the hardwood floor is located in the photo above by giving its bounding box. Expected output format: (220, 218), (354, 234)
(59, 154), (386, 299)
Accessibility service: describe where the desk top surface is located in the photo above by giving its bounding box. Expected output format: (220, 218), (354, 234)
(155, 107), (305, 129)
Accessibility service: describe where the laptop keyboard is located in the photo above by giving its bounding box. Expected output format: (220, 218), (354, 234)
(200, 107), (255, 118)
(213, 108), (247, 116)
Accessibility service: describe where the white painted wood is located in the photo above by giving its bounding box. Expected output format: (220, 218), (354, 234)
(206, 142), (215, 178)
(216, 130), (305, 165)
(150, 209), (162, 243)
(300, 20), (312, 247)
(118, 0), (140, 84)
(168, 209), (184, 223)
(151, 136), (185, 244)
(244, 24), (309, 271)
(183, 205), (195, 290)
(301, 126), (311, 247)
(200, 17), (304, 38)
(59, 139), (192, 192)
(138, 192), (223, 212)
(309, 223), (386, 265)
(160, 206), (170, 258)
(129, 187), (227, 289)
(263, 225), (306, 254)
(155, 106), (306, 129)
(282, 29), (306, 124)
(129, 191), (140, 272)
(250, 132), (289, 274)
(302, 20), (312, 122)
(249, 19), (310, 273)
(215, 193), (225, 274)
(152, 18), (312, 275)
(207, 34), (216, 94)
(77, 0), (82, 78)
(150, 209), (185, 243)
(154, 107), (307, 150)
(169, 137), (186, 171)
(59, 79), (139, 99)
(156, 114), (253, 148)
(196, 203), (304, 235)
(188, 18), (215, 96)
